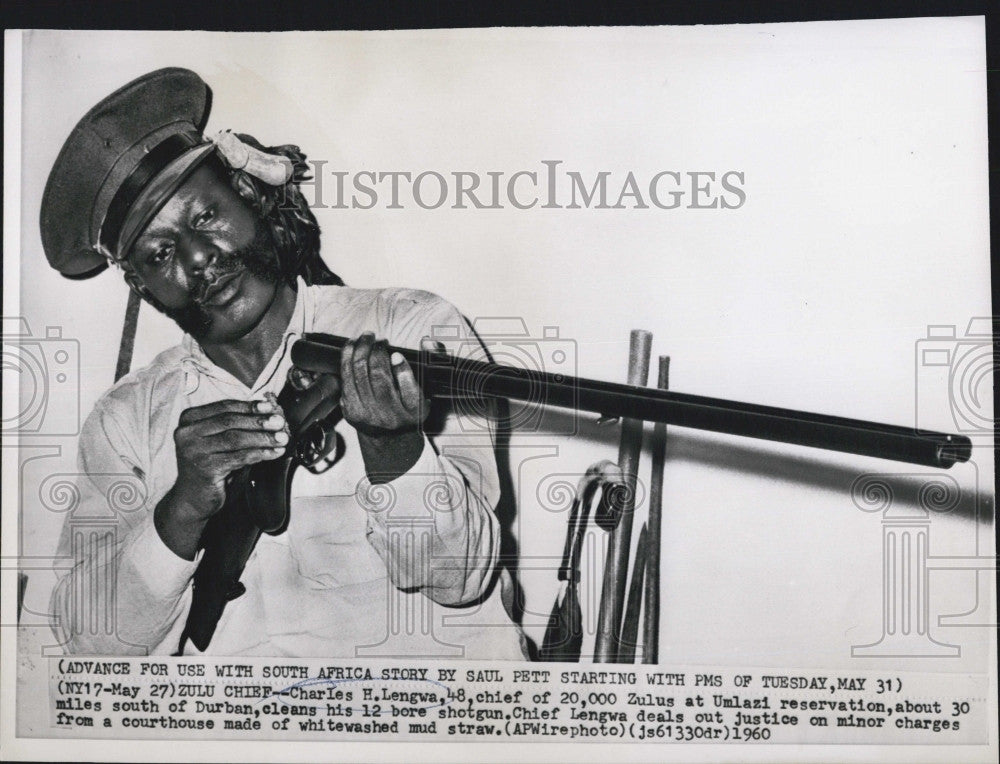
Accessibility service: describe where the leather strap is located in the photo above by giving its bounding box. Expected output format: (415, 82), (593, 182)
(114, 288), (142, 382)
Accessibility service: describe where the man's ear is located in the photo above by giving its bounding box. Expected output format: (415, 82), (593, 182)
(230, 170), (265, 212)
(121, 268), (163, 311)
(122, 268), (145, 296)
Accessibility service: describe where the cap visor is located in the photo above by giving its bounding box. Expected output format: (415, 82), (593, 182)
(116, 142), (216, 260)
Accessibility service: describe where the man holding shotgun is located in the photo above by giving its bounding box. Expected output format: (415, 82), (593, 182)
(42, 68), (527, 658)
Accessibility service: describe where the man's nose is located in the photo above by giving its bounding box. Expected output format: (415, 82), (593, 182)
(178, 232), (219, 275)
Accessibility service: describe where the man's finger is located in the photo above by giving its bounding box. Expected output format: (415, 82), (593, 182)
(204, 427), (290, 453)
(419, 337), (447, 354)
(288, 366), (318, 391)
(187, 410), (286, 439)
(339, 336), (363, 414)
(391, 351), (426, 415)
(285, 373), (340, 418)
(367, 340), (401, 407)
(178, 397), (278, 425)
(350, 332), (377, 403)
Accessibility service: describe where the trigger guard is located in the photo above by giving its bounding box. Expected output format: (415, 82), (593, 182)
(302, 431), (346, 475)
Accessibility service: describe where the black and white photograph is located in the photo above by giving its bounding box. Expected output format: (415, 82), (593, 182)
(2, 12), (996, 764)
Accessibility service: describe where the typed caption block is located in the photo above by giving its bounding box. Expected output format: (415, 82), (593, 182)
(39, 658), (988, 744)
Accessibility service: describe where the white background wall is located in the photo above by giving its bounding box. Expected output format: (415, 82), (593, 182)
(9, 22), (993, 671)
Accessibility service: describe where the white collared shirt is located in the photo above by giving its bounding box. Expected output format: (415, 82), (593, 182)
(51, 282), (528, 659)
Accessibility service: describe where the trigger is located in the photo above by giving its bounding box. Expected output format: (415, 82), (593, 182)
(287, 366), (316, 391)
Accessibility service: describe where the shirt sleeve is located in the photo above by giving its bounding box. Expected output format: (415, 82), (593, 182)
(49, 394), (198, 655)
(355, 291), (504, 606)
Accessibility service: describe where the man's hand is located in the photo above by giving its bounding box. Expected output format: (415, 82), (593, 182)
(340, 332), (430, 483)
(340, 332), (429, 436)
(155, 398), (289, 560)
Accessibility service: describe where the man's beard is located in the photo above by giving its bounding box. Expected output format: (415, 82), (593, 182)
(165, 222), (284, 339)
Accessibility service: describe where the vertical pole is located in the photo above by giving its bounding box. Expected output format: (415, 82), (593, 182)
(643, 356), (669, 663)
(594, 329), (652, 662)
(618, 523), (649, 662)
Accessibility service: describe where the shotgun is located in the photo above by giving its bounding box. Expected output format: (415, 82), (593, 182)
(291, 333), (972, 469)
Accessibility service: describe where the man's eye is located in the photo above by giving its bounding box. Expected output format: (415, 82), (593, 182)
(147, 244), (173, 265)
(193, 207), (216, 227)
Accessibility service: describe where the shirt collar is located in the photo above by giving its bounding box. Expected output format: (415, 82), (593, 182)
(180, 277), (313, 393)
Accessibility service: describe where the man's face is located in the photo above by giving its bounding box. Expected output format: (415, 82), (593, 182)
(127, 163), (284, 343)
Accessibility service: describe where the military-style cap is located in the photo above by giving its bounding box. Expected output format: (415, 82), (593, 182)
(40, 67), (215, 278)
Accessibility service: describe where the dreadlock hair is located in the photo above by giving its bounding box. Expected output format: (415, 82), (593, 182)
(119, 135), (343, 309)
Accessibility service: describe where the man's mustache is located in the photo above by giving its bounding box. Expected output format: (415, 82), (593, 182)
(192, 253), (244, 304)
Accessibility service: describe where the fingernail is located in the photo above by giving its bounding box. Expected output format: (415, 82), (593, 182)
(275, 431), (289, 445)
(266, 414), (285, 428)
(390, 352), (405, 365)
(256, 399), (276, 413)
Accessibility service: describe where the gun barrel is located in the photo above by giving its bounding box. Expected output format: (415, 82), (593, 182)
(291, 334), (972, 469)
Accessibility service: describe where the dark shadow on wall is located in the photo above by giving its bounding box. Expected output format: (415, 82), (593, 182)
(663, 429), (991, 524)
